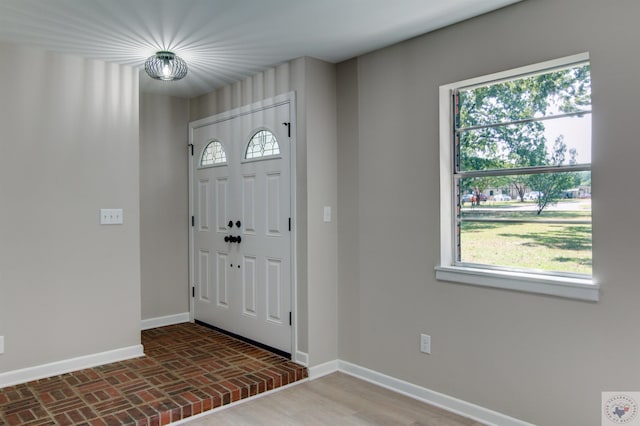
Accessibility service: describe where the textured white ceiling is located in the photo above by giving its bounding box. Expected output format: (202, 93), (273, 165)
(0, 0), (521, 98)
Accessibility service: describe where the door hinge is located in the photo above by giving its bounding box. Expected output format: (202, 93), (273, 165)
(189, 144), (194, 156)
(288, 217), (291, 231)
(289, 311), (292, 326)
(282, 122), (291, 138)
(191, 216), (195, 227)
(192, 286), (195, 298)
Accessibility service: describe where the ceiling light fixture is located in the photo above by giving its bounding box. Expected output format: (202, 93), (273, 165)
(144, 51), (188, 81)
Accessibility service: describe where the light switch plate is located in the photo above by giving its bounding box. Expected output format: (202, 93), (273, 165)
(420, 333), (431, 354)
(100, 209), (124, 225)
(323, 206), (331, 222)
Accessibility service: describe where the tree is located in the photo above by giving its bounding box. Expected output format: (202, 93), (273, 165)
(528, 136), (579, 214)
(457, 64), (591, 212)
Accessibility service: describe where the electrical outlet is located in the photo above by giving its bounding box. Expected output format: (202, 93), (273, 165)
(420, 333), (431, 354)
(0, 336), (4, 354)
(100, 209), (124, 225)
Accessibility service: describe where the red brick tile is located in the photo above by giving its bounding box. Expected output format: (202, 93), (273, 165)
(53, 413), (74, 426)
(159, 410), (170, 426)
(135, 403), (158, 419)
(93, 397), (133, 416)
(136, 389), (161, 403)
(148, 414), (160, 426)
(16, 411), (36, 423)
(45, 395), (86, 414)
(181, 403), (192, 418)
(201, 397), (213, 412)
(4, 413), (19, 425)
(169, 407), (181, 422)
(66, 408), (91, 424)
(124, 407), (146, 423)
(100, 414), (122, 426)
(111, 410), (135, 425)
(0, 323), (306, 425)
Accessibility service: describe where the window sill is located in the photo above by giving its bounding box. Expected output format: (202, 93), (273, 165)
(435, 266), (599, 302)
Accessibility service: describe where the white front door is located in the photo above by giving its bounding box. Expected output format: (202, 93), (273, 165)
(191, 99), (292, 354)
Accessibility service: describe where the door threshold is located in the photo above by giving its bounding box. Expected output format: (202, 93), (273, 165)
(195, 320), (291, 360)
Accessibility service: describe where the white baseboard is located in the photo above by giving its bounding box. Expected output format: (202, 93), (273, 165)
(308, 359), (339, 379)
(337, 360), (533, 426)
(0, 344), (144, 388)
(294, 351), (309, 366)
(140, 312), (191, 330)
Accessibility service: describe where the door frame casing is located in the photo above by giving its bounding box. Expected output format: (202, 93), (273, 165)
(187, 92), (297, 358)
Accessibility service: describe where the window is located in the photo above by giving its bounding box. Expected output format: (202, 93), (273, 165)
(436, 53), (597, 301)
(201, 140), (226, 166)
(245, 130), (280, 159)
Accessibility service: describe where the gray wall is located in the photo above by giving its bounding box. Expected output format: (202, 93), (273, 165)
(140, 93), (190, 320)
(337, 59), (360, 362)
(190, 57), (339, 362)
(336, 0), (640, 425)
(305, 58), (338, 366)
(0, 42), (141, 372)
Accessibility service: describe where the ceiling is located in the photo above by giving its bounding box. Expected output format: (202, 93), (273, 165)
(0, 0), (521, 99)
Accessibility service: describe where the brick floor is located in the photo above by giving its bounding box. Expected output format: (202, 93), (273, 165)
(0, 323), (307, 425)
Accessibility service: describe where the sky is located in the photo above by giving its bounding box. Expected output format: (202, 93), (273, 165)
(542, 113), (592, 164)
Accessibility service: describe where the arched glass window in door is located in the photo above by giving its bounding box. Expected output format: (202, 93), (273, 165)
(201, 140), (227, 166)
(245, 130), (280, 159)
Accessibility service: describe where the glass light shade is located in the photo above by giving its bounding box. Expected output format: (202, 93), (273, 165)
(144, 51), (188, 81)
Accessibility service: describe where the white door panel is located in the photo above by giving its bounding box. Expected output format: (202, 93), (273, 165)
(191, 100), (291, 354)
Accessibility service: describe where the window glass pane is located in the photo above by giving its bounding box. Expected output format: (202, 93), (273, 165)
(457, 172), (592, 275)
(459, 221), (592, 275)
(458, 64), (591, 128)
(201, 141), (227, 166)
(458, 114), (591, 171)
(245, 130), (280, 159)
(456, 64), (591, 173)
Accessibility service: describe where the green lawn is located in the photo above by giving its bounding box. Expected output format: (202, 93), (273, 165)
(459, 204), (592, 275)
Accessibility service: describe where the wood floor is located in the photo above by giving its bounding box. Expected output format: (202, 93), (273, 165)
(181, 372), (484, 426)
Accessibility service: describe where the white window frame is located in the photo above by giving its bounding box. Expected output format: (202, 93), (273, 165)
(435, 52), (599, 302)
